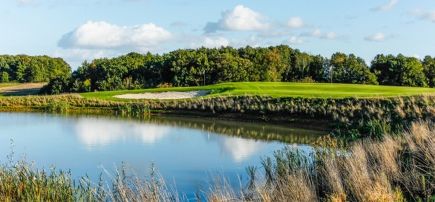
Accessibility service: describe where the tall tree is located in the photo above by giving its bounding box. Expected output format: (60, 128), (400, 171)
(371, 54), (427, 87)
(329, 53), (378, 84)
(423, 56), (435, 87)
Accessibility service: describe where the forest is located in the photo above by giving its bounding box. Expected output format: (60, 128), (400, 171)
(0, 55), (71, 83)
(1, 46), (434, 94)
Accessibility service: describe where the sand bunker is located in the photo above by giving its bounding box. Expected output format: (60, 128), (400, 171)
(114, 90), (210, 100)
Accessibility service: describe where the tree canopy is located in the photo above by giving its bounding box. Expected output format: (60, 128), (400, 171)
(36, 45), (434, 94)
(371, 54), (428, 87)
(0, 55), (71, 83)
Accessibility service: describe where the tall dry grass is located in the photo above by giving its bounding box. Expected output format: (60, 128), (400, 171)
(228, 121), (434, 202)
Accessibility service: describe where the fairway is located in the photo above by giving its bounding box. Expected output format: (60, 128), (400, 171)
(0, 83), (45, 96)
(80, 82), (435, 100)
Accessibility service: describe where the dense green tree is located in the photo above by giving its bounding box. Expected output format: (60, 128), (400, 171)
(0, 72), (9, 82)
(371, 54), (427, 87)
(213, 53), (253, 82)
(0, 55), (70, 83)
(423, 56), (435, 87)
(39, 76), (71, 95)
(329, 53), (378, 84)
(284, 51), (326, 82)
(40, 45), (435, 94)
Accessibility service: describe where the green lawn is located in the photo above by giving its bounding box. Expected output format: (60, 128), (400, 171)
(0, 83), (19, 88)
(80, 82), (435, 101)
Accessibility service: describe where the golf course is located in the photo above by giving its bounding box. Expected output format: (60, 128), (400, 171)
(80, 82), (435, 100)
(2, 0), (435, 200)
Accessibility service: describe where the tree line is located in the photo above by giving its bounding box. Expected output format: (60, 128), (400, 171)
(0, 55), (71, 83)
(15, 46), (435, 94)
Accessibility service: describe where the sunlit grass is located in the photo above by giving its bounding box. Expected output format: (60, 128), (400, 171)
(80, 82), (435, 101)
(0, 83), (20, 88)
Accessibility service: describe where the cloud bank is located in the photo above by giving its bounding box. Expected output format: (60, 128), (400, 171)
(59, 21), (171, 50)
(364, 32), (387, 42)
(204, 5), (270, 33)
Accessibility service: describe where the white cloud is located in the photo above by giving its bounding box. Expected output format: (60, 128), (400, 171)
(53, 49), (112, 68)
(373, 0), (399, 12)
(324, 32), (337, 40)
(287, 17), (304, 28)
(305, 29), (337, 40)
(201, 36), (230, 48)
(220, 138), (264, 162)
(413, 54), (421, 59)
(412, 9), (435, 23)
(59, 21), (172, 50)
(204, 5), (269, 33)
(286, 36), (304, 45)
(75, 118), (170, 148)
(364, 32), (386, 42)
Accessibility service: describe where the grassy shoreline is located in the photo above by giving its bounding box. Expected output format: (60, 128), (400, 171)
(0, 93), (434, 139)
(1, 82), (434, 139)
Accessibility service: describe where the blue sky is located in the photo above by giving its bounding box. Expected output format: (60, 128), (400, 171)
(1, 0), (435, 68)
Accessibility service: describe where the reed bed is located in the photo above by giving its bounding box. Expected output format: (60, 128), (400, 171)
(0, 95), (150, 118)
(0, 122), (433, 201)
(0, 94), (434, 138)
(144, 95), (435, 138)
(231, 121), (435, 202)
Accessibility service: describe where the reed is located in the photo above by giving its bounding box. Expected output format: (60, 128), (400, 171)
(0, 95), (151, 119)
(0, 93), (434, 138)
(238, 121), (434, 202)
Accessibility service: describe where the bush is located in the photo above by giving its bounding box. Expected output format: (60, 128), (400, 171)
(39, 77), (70, 95)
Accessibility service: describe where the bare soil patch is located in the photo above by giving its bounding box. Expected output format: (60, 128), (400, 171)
(0, 83), (46, 96)
(114, 90), (210, 100)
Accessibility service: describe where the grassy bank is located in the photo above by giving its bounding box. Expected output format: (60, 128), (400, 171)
(80, 82), (435, 100)
(0, 92), (434, 138)
(0, 83), (19, 88)
(124, 95), (435, 138)
(0, 82), (434, 139)
(0, 122), (433, 201)
(0, 95), (151, 118)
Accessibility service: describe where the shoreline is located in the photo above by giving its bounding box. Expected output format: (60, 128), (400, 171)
(0, 94), (434, 139)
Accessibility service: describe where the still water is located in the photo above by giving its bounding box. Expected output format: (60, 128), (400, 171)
(0, 112), (325, 197)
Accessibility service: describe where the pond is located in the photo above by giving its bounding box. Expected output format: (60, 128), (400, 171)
(0, 112), (326, 199)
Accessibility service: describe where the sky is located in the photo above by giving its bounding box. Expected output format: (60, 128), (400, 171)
(1, 0), (435, 68)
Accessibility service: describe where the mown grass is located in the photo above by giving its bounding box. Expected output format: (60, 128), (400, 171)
(0, 83), (45, 97)
(0, 122), (433, 201)
(0, 83), (20, 88)
(80, 82), (435, 101)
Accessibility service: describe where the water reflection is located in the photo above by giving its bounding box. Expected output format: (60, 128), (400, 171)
(219, 137), (265, 162)
(0, 112), (326, 196)
(75, 118), (170, 147)
(74, 116), (271, 162)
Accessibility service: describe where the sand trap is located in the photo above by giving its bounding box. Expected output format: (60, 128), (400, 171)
(114, 90), (210, 100)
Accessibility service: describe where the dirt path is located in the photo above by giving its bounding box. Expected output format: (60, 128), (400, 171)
(0, 83), (46, 96)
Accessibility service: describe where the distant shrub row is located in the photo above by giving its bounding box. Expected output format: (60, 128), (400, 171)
(0, 55), (71, 83)
(40, 45), (435, 94)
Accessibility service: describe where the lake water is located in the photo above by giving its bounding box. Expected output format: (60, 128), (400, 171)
(0, 112), (325, 199)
